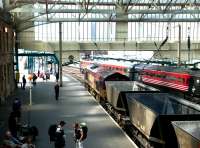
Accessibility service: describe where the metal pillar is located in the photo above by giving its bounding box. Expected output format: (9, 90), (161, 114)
(59, 22), (63, 86)
(15, 34), (19, 71)
(178, 24), (181, 65)
(187, 27), (191, 63)
(29, 83), (32, 106)
(188, 36), (191, 63)
(115, 6), (128, 41)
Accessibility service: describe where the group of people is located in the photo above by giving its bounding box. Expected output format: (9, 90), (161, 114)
(2, 98), (36, 148)
(3, 130), (35, 148)
(48, 121), (88, 148)
(21, 73), (37, 90)
(17, 71), (59, 91)
(9, 72), (88, 148)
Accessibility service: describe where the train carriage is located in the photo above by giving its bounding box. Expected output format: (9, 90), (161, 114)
(125, 92), (200, 148)
(133, 64), (200, 95)
(105, 81), (159, 125)
(105, 81), (159, 112)
(172, 121), (200, 148)
(141, 69), (191, 92)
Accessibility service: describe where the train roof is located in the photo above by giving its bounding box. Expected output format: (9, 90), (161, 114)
(172, 121), (200, 141)
(86, 65), (129, 80)
(135, 64), (200, 76)
(105, 81), (158, 111)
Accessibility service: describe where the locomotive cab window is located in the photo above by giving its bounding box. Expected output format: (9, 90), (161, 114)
(124, 68), (128, 73)
(197, 79), (200, 84)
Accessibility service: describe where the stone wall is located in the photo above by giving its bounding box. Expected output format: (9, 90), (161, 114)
(0, 19), (15, 103)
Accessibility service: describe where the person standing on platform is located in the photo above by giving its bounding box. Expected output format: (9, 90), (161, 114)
(48, 123), (57, 143)
(37, 70), (40, 77)
(22, 75), (26, 89)
(8, 111), (18, 138)
(54, 121), (66, 148)
(32, 73), (37, 85)
(56, 72), (59, 82)
(54, 82), (60, 101)
(74, 123), (83, 148)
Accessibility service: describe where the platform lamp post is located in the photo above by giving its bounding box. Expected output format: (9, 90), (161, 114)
(27, 74), (33, 126)
(187, 27), (191, 63)
(59, 22), (63, 87)
(28, 74), (33, 106)
(178, 24), (181, 65)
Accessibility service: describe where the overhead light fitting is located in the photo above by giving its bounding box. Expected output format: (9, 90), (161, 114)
(4, 27), (8, 33)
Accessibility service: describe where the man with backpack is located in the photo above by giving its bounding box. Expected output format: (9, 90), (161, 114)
(48, 124), (57, 143)
(48, 121), (66, 148)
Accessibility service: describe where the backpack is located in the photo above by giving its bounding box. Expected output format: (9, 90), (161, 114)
(48, 124), (57, 141)
(31, 126), (39, 137)
(75, 128), (81, 140)
(80, 123), (88, 140)
(54, 128), (65, 147)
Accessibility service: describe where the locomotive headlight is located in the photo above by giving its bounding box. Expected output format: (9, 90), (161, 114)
(192, 86), (196, 93)
(197, 79), (200, 84)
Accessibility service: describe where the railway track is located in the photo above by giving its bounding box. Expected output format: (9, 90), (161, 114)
(62, 66), (84, 83)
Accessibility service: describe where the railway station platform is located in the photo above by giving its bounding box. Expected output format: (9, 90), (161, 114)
(1, 74), (138, 148)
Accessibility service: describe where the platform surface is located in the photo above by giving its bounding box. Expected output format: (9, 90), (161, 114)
(16, 74), (138, 148)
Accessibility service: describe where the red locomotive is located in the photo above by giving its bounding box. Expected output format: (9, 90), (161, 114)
(80, 59), (130, 75)
(84, 64), (129, 101)
(140, 66), (191, 92)
(134, 64), (200, 96)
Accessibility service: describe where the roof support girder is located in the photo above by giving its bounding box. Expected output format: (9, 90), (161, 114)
(9, 0), (200, 6)
(32, 18), (200, 22)
(10, 8), (200, 15)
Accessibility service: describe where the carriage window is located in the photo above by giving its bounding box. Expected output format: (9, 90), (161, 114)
(166, 76), (184, 83)
(166, 76), (178, 81)
(178, 78), (184, 83)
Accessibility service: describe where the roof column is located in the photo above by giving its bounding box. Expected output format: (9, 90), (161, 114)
(115, 6), (128, 41)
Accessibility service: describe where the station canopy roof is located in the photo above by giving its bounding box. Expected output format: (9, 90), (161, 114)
(3, 0), (200, 31)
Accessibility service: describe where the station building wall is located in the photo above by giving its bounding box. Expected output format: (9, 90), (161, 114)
(0, 19), (15, 102)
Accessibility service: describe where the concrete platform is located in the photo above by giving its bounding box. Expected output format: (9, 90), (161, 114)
(2, 74), (138, 148)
